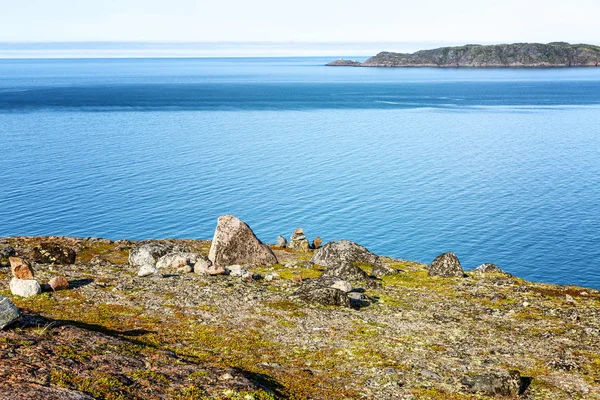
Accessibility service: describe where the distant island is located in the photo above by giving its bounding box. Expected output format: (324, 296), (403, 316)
(327, 42), (600, 68)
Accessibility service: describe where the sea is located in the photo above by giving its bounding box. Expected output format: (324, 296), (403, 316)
(1, 57), (599, 289)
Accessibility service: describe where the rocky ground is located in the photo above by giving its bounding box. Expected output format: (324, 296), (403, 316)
(1, 229), (599, 399)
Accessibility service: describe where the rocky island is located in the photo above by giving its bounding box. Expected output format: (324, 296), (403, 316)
(1, 215), (599, 399)
(327, 42), (600, 68)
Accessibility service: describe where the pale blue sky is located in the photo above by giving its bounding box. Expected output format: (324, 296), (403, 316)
(0, 0), (598, 56)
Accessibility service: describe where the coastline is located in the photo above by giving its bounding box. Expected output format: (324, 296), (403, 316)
(2, 231), (599, 398)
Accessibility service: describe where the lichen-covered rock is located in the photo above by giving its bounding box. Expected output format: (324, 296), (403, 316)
(287, 228), (310, 252)
(311, 240), (381, 269)
(208, 215), (277, 268)
(428, 252), (464, 277)
(1, 246), (16, 258)
(48, 276), (69, 291)
(9, 257), (34, 279)
(0, 296), (20, 329)
(276, 235), (287, 248)
(295, 280), (351, 307)
(474, 263), (505, 274)
(129, 243), (172, 267)
(10, 278), (42, 298)
(32, 243), (76, 264)
(156, 252), (201, 269)
(461, 370), (521, 396)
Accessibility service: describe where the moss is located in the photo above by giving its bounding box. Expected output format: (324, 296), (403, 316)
(130, 369), (170, 383)
(55, 345), (88, 362)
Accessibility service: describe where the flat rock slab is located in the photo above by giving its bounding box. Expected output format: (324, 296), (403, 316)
(208, 215), (277, 268)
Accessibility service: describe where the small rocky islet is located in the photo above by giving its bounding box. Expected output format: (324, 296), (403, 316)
(0, 215), (599, 399)
(327, 42), (600, 68)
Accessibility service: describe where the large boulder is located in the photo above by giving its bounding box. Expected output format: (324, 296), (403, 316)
(0, 296), (20, 329)
(10, 278), (42, 298)
(461, 370), (521, 396)
(9, 257), (34, 280)
(208, 215), (278, 268)
(129, 243), (172, 267)
(287, 228), (310, 252)
(428, 252), (464, 277)
(31, 243), (76, 264)
(312, 240), (381, 269)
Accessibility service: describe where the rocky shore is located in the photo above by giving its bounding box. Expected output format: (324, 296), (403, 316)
(326, 42), (600, 68)
(1, 215), (599, 399)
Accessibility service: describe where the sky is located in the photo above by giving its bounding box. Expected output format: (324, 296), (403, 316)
(0, 0), (599, 57)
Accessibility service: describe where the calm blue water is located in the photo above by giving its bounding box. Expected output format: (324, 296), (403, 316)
(1, 57), (599, 289)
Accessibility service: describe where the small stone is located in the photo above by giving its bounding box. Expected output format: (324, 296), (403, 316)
(428, 252), (464, 277)
(242, 271), (262, 281)
(137, 265), (159, 277)
(177, 265), (193, 274)
(48, 276), (69, 291)
(197, 264), (226, 276)
(565, 294), (576, 305)
(523, 301), (530, 307)
(193, 257), (213, 274)
(9, 257), (35, 280)
(226, 265), (247, 277)
(276, 236), (288, 248)
(156, 252), (201, 269)
(312, 237), (323, 249)
(9, 278), (42, 298)
(291, 275), (303, 283)
(0, 296), (20, 329)
(330, 280), (353, 293)
(219, 373), (233, 381)
(265, 272), (280, 281)
(294, 227), (304, 235)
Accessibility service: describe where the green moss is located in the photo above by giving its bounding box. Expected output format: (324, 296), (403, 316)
(130, 369), (170, 383)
